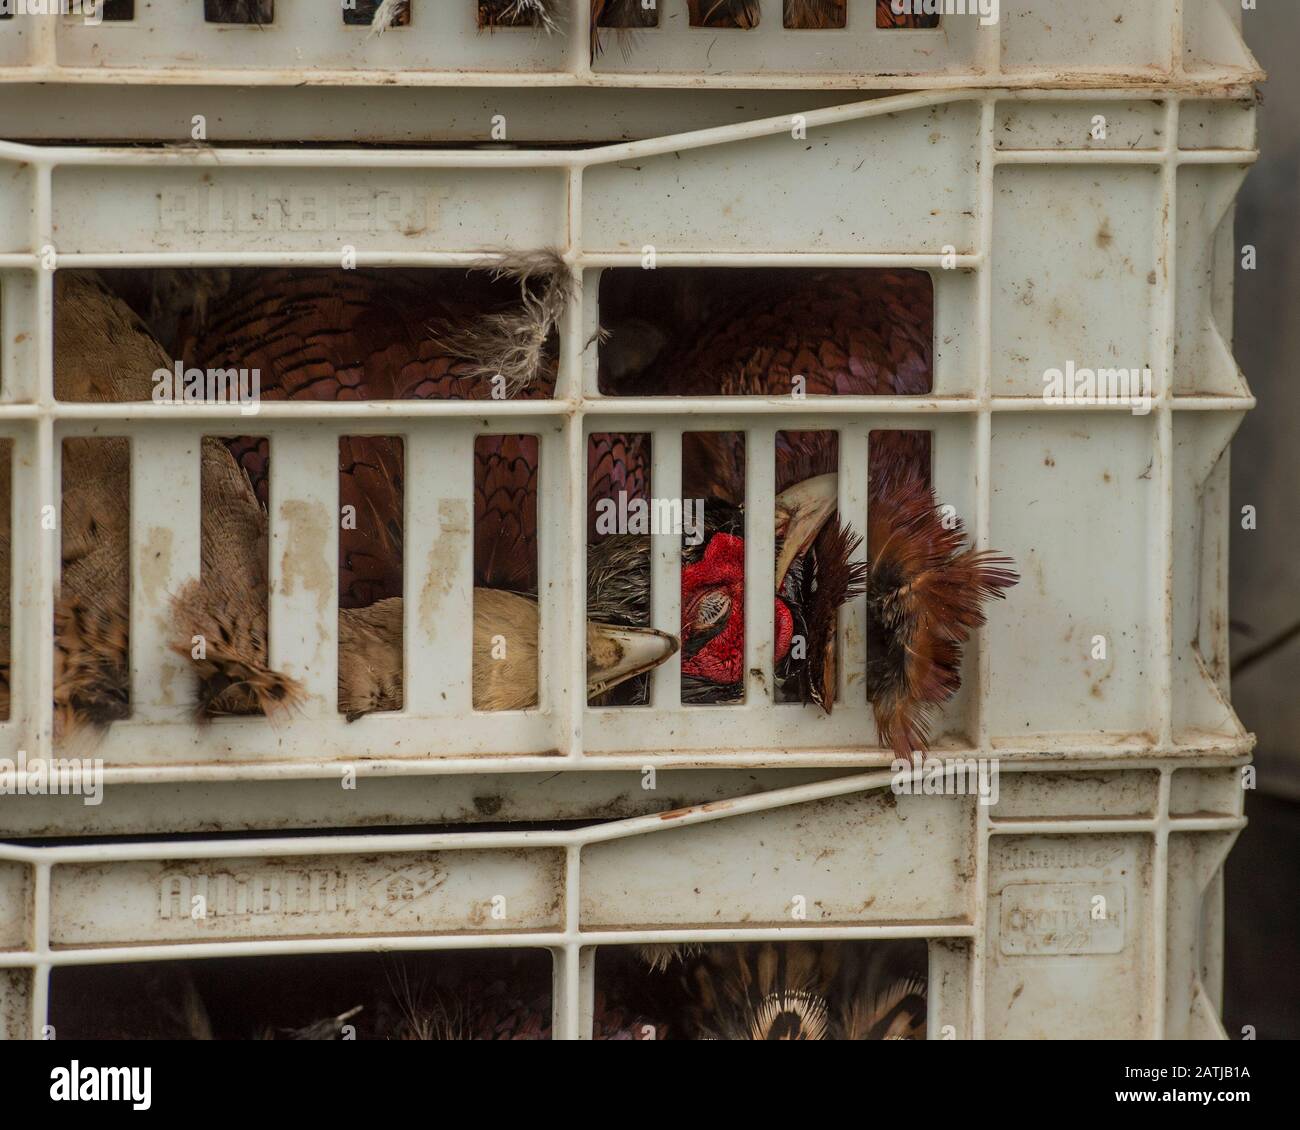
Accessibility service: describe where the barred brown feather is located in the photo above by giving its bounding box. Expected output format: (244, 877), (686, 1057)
(867, 474), (1018, 755)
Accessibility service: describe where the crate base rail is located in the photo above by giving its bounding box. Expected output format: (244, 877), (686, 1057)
(0, 763), (1248, 1039)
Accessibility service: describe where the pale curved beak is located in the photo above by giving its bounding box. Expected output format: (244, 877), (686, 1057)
(586, 621), (680, 698)
(774, 473), (838, 592)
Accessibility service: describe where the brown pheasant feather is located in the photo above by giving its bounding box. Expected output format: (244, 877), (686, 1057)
(591, 0), (659, 59)
(624, 269), (934, 400)
(866, 473), (1018, 755)
(479, 0), (564, 32)
(171, 438), (304, 719)
(50, 272), (172, 735)
(181, 268), (555, 607)
(839, 976), (928, 1040)
(687, 0), (761, 28)
(785, 0), (845, 29)
(683, 942), (927, 1041)
(799, 516), (869, 713)
(204, 0), (272, 24)
(475, 435), (540, 596)
(684, 942), (840, 1040)
(876, 0), (941, 29)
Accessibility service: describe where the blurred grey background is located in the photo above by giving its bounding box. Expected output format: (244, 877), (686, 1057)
(1224, 3), (1299, 1042)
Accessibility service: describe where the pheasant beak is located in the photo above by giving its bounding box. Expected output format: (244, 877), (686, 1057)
(586, 621), (680, 699)
(774, 473), (838, 592)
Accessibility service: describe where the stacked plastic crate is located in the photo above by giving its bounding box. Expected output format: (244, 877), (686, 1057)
(0, 1), (1262, 1039)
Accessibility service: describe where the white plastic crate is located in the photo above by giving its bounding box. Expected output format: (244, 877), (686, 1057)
(0, 0), (1263, 90)
(0, 89), (1258, 794)
(0, 763), (1246, 1038)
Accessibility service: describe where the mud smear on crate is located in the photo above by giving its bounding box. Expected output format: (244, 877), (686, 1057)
(599, 939), (928, 1039)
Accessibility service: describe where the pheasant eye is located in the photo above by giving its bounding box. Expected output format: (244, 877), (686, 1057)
(694, 589), (732, 629)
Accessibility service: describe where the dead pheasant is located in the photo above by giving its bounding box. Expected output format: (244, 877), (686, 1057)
(47, 273), (167, 735)
(599, 268), (1016, 749)
(38, 269), (671, 730)
(176, 263), (675, 718)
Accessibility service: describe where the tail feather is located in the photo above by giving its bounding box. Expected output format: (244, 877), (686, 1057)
(867, 474), (1017, 755)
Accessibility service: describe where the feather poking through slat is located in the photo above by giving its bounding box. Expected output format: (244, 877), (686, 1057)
(479, 0), (564, 33)
(367, 0), (409, 37)
(428, 250), (572, 398)
(799, 515), (869, 714)
(866, 473), (1018, 755)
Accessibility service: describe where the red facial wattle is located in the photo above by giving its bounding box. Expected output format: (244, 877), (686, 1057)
(681, 532), (795, 685)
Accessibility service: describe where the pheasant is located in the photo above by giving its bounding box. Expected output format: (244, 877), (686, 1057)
(679, 941), (927, 1040)
(43, 272), (170, 735)
(39, 269), (674, 733)
(175, 263), (677, 718)
(172, 263), (871, 718)
(599, 268), (1017, 751)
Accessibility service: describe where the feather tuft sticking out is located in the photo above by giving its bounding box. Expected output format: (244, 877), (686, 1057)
(172, 573), (305, 720)
(269, 1005), (364, 1041)
(839, 976), (928, 1041)
(367, 0), (409, 36)
(479, 0), (564, 33)
(171, 438), (305, 720)
(867, 473), (1018, 755)
(635, 943), (704, 974)
(429, 249), (572, 398)
(687, 0), (761, 29)
(590, 0), (657, 59)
